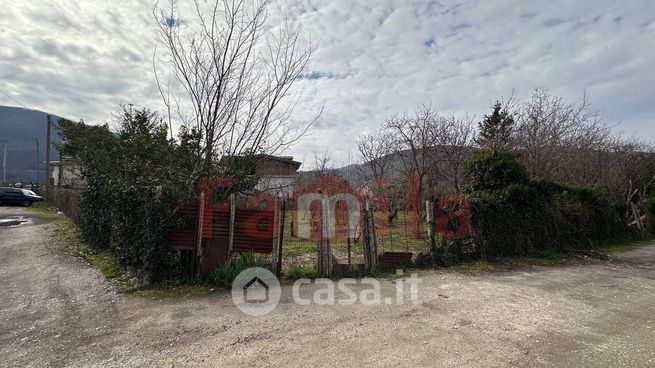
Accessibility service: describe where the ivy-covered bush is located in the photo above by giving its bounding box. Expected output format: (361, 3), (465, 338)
(465, 149), (631, 257)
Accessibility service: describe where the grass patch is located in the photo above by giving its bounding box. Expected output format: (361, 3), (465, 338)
(26, 202), (64, 222)
(285, 262), (318, 280)
(585, 234), (654, 253)
(451, 261), (497, 272)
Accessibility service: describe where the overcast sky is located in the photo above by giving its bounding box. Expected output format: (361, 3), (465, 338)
(2, 0), (654, 166)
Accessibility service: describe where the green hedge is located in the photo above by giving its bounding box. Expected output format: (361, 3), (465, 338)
(59, 107), (199, 283)
(469, 181), (629, 256)
(463, 149), (528, 192)
(464, 149), (632, 257)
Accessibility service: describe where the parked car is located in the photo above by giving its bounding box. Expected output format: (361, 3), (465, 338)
(0, 187), (43, 207)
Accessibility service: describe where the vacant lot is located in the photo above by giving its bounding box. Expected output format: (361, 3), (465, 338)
(1, 206), (654, 367)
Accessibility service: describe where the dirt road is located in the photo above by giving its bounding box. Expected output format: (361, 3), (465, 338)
(1, 207), (654, 367)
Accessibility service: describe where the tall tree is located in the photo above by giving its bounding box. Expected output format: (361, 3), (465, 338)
(476, 101), (514, 149)
(154, 0), (320, 170)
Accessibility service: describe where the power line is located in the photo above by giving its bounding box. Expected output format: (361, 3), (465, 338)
(0, 87), (31, 110)
(0, 86), (61, 130)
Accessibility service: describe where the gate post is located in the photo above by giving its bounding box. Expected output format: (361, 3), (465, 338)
(317, 197), (333, 277)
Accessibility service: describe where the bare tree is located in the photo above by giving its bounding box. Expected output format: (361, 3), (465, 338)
(432, 114), (476, 192)
(602, 137), (655, 200)
(154, 0), (319, 169)
(385, 105), (442, 209)
(310, 149), (337, 178)
(515, 88), (606, 181)
(513, 88), (655, 207)
(356, 131), (395, 188)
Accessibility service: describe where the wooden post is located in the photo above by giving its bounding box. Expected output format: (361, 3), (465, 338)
(317, 197), (333, 277)
(227, 193), (236, 262)
(369, 201), (379, 269)
(362, 203), (370, 269)
(426, 200), (436, 253)
(276, 198), (286, 277)
(195, 192), (206, 278)
(363, 200), (378, 270)
(347, 236), (351, 266)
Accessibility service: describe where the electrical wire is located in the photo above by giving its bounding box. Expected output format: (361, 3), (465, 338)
(0, 87), (31, 110)
(0, 86), (62, 130)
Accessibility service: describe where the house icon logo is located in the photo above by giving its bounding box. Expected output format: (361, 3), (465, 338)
(232, 267), (281, 316)
(243, 277), (269, 303)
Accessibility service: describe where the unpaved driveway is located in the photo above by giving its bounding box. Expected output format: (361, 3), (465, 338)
(1, 206), (654, 367)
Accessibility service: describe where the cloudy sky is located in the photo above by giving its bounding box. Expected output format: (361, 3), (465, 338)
(2, 0), (654, 166)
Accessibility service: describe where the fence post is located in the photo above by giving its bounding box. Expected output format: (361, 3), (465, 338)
(426, 200), (436, 253)
(347, 236), (351, 266)
(363, 200), (378, 271)
(276, 198), (286, 278)
(195, 191), (206, 278)
(227, 193), (236, 263)
(369, 201), (379, 269)
(363, 206), (370, 269)
(317, 197), (333, 277)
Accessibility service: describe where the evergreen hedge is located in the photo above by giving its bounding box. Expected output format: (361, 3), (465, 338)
(465, 149), (632, 257)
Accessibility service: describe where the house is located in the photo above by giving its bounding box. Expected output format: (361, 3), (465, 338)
(50, 159), (86, 188)
(219, 154), (302, 197)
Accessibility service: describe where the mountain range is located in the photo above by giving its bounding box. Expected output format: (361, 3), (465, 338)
(0, 106), (63, 184)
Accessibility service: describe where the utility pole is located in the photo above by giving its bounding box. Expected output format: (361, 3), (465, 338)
(2, 143), (6, 185)
(45, 115), (52, 195)
(33, 138), (39, 187)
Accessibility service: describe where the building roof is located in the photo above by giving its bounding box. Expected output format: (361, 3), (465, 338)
(219, 154), (302, 169)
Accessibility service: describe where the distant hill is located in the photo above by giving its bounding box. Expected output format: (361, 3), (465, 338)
(0, 106), (63, 184)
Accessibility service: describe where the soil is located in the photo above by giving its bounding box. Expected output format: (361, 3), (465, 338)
(1, 206), (654, 367)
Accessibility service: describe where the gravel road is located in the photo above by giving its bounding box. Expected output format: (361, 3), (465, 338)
(1, 206), (654, 367)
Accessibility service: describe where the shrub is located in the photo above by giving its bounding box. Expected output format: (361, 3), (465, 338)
(58, 106), (201, 283)
(210, 252), (270, 288)
(466, 149), (632, 257)
(463, 149), (529, 192)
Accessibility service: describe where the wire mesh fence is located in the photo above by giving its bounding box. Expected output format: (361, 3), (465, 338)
(279, 208), (431, 275)
(170, 176), (473, 278)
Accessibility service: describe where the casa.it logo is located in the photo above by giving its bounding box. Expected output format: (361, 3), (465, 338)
(231, 267), (423, 316)
(231, 267), (282, 316)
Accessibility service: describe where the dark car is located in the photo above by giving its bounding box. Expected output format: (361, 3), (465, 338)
(0, 187), (44, 207)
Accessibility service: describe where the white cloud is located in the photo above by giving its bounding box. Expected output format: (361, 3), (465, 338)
(1, 0), (654, 163)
